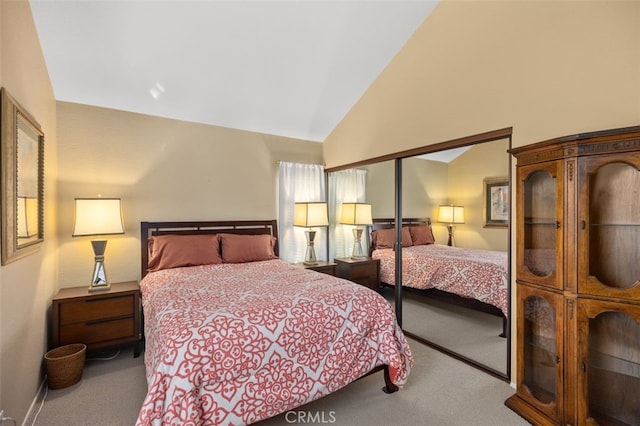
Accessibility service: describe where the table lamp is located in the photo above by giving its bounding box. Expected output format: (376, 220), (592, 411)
(438, 204), (465, 247)
(73, 197), (125, 292)
(340, 202), (372, 259)
(293, 202), (329, 265)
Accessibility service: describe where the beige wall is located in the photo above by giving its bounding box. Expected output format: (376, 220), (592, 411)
(0, 0), (59, 421)
(56, 102), (323, 287)
(323, 1), (640, 166)
(447, 140), (509, 251)
(402, 157), (450, 243)
(364, 161), (395, 217)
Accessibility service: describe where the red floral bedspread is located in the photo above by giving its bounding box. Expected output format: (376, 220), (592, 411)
(136, 259), (412, 425)
(372, 244), (509, 317)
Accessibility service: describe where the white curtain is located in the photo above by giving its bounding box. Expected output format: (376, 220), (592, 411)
(328, 169), (368, 260)
(278, 162), (327, 263)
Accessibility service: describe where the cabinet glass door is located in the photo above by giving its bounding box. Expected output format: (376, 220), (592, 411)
(517, 162), (563, 289)
(579, 155), (640, 298)
(517, 285), (563, 419)
(578, 300), (640, 425)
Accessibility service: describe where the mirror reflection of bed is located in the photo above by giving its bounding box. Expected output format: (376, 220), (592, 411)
(371, 217), (508, 376)
(328, 134), (511, 379)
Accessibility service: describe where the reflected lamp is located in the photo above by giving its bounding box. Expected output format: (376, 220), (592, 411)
(438, 205), (465, 247)
(17, 196), (38, 238)
(293, 202), (329, 266)
(73, 198), (125, 292)
(340, 202), (372, 259)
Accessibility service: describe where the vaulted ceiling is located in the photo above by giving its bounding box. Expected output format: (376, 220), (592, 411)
(31, 1), (438, 142)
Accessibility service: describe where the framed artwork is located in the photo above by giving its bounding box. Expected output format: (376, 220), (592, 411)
(483, 177), (509, 228)
(1, 87), (45, 265)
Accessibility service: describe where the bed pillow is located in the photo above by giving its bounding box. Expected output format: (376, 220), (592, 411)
(219, 233), (278, 263)
(409, 225), (436, 245)
(372, 227), (412, 249)
(147, 234), (222, 272)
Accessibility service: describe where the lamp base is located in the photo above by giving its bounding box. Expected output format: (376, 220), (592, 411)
(350, 227), (367, 259)
(88, 283), (111, 293)
(88, 240), (111, 292)
(446, 224), (456, 247)
(303, 229), (318, 266)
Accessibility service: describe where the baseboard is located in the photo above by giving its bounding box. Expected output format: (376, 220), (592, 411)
(22, 377), (47, 426)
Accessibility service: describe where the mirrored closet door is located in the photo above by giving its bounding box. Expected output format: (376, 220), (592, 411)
(400, 139), (510, 378)
(326, 128), (513, 380)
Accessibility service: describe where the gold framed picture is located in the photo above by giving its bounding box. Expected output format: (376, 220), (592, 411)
(483, 177), (508, 228)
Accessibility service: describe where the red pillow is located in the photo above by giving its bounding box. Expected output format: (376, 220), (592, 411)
(147, 234), (222, 272)
(372, 227), (412, 249)
(409, 225), (436, 245)
(219, 233), (278, 263)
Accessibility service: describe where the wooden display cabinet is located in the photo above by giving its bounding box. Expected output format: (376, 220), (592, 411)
(506, 126), (640, 426)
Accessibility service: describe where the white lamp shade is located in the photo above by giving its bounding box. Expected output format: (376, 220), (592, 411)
(73, 198), (125, 236)
(293, 202), (329, 227)
(340, 203), (373, 226)
(438, 205), (465, 224)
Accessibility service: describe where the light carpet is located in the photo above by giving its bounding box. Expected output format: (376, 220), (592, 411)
(31, 339), (529, 426)
(399, 292), (508, 374)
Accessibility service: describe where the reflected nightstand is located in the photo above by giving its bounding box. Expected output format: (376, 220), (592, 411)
(335, 257), (380, 291)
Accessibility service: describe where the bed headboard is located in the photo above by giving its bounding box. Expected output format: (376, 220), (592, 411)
(371, 217), (431, 230)
(140, 220), (278, 278)
(370, 218), (431, 254)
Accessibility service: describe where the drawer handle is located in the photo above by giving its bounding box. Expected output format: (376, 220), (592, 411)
(85, 316), (131, 326)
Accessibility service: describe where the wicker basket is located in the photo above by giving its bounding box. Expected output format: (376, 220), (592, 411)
(44, 343), (86, 389)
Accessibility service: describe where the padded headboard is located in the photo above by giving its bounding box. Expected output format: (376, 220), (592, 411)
(140, 220), (278, 278)
(370, 218), (431, 253)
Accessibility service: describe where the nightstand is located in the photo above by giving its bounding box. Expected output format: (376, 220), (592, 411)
(51, 281), (142, 357)
(334, 257), (380, 291)
(293, 261), (337, 276)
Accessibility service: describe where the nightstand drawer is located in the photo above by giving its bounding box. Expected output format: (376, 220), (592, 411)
(335, 257), (380, 292)
(60, 295), (135, 325)
(347, 262), (377, 279)
(59, 318), (135, 346)
(353, 275), (379, 291)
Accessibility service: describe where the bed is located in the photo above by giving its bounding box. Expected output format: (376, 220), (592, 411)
(136, 220), (413, 426)
(370, 218), (509, 337)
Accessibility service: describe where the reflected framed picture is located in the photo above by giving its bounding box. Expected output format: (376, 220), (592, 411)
(483, 177), (509, 228)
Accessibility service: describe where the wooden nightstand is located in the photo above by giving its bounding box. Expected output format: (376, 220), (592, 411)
(293, 261), (337, 276)
(335, 257), (380, 291)
(51, 281), (142, 357)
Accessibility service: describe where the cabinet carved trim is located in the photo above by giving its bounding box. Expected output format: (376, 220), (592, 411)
(567, 160), (574, 182)
(516, 148), (565, 165)
(576, 137), (640, 155)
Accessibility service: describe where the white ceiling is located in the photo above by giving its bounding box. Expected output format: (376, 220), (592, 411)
(30, 1), (438, 142)
(418, 146), (472, 163)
